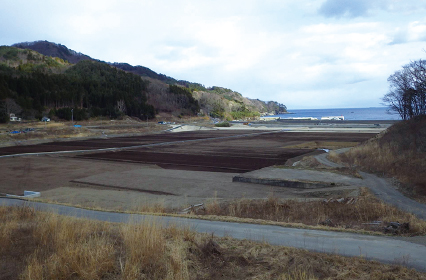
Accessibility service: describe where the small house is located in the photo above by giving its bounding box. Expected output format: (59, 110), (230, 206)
(9, 113), (21, 122)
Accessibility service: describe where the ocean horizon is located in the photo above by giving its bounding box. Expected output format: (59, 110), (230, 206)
(271, 107), (401, 121)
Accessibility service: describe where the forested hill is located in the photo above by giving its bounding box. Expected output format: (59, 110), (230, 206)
(1, 41), (286, 122)
(12, 42), (286, 114)
(12, 41), (92, 64)
(12, 41), (186, 85)
(0, 48), (157, 122)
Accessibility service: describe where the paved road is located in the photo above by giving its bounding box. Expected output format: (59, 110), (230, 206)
(314, 151), (426, 220)
(1, 197), (426, 271)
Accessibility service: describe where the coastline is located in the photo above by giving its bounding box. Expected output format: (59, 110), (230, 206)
(264, 107), (401, 121)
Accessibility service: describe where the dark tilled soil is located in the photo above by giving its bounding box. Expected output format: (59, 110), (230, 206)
(0, 131), (376, 194)
(0, 131), (375, 156)
(75, 132), (375, 173)
(76, 150), (294, 173)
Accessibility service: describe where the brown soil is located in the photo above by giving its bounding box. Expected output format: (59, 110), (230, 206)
(0, 131), (375, 205)
(0, 131), (376, 156)
(0, 156), (152, 195)
(75, 131), (376, 173)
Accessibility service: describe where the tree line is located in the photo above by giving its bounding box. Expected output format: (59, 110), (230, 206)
(0, 60), (156, 121)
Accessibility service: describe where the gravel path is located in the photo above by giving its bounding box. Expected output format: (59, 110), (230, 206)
(314, 148), (349, 168)
(314, 151), (426, 220)
(360, 172), (426, 219)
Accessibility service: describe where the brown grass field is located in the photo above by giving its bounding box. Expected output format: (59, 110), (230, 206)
(1, 205), (425, 280)
(194, 188), (426, 236)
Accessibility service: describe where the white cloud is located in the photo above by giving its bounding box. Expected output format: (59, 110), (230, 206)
(389, 20), (426, 45)
(1, 0), (426, 109)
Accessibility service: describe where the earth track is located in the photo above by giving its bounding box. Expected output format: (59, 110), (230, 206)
(314, 152), (426, 219)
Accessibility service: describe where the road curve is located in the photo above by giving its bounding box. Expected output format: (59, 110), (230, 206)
(1, 197), (425, 271)
(360, 172), (426, 220)
(314, 152), (426, 220)
(314, 148), (348, 168)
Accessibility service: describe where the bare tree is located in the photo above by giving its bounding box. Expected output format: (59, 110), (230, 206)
(383, 59), (426, 120)
(4, 98), (22, 116)
(116, 99), (126, 114)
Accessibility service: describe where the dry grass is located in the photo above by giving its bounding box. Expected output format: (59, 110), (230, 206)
(30, 185), (426, 237)
(331, 117), (426, 200)
(201, 188), (426, 236)
(334, 142), (426, 195)
(0, 119), (166, 146)
(130, 197), (168, 213)
(0, 115), (212, 147)
(1, 205), (425, 280)
(214, 237), (425, 280)
(284, 141), (360, 150)
(0, 125), (96, 145)
(288, 155), (362, 178)
(0, 205), (190, 280)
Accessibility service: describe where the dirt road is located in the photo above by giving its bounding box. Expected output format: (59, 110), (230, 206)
(314, 152), (426, 219)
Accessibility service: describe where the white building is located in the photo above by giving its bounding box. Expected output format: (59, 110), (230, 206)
(9, 113), (21, 122)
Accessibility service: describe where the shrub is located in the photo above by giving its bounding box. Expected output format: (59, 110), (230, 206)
(215, 122), (230, 127)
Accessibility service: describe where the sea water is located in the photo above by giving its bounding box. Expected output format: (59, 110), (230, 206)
(273, 107), (401, 121)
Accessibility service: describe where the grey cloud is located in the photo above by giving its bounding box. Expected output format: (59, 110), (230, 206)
(319, 0), (369, 18)
(318, 0), (388, 18)
(346, 78), (369, 85)
(388, 27), (426, 46)
(388, 30), (408, 45)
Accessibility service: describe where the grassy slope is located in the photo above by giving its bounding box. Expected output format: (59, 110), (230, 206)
(334, 116), (426, 198)
(0, 46), (70, 72)
(1, 205), (425, 280)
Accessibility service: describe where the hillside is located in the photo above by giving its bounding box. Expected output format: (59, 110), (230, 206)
(13, 41), (180, 83)
(13, 41), (92, 64)
(0, 50), (156, 121)
(1, 41), (286, 121)
(14, 41), (286, 116)
(335, 116), (426, 198)
(193, 87), (286, 120)
(0, 46), (70, 72)
(13, 41), (286, 114)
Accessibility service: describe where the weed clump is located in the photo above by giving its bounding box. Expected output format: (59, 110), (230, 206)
(214, 121), (230, 127)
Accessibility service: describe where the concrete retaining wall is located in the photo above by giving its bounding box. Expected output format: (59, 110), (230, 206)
(6, 190), (40, 199)
(232, 176), (337, 189)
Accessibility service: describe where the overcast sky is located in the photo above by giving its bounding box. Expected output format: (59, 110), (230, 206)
(1, 0), (426, 109)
